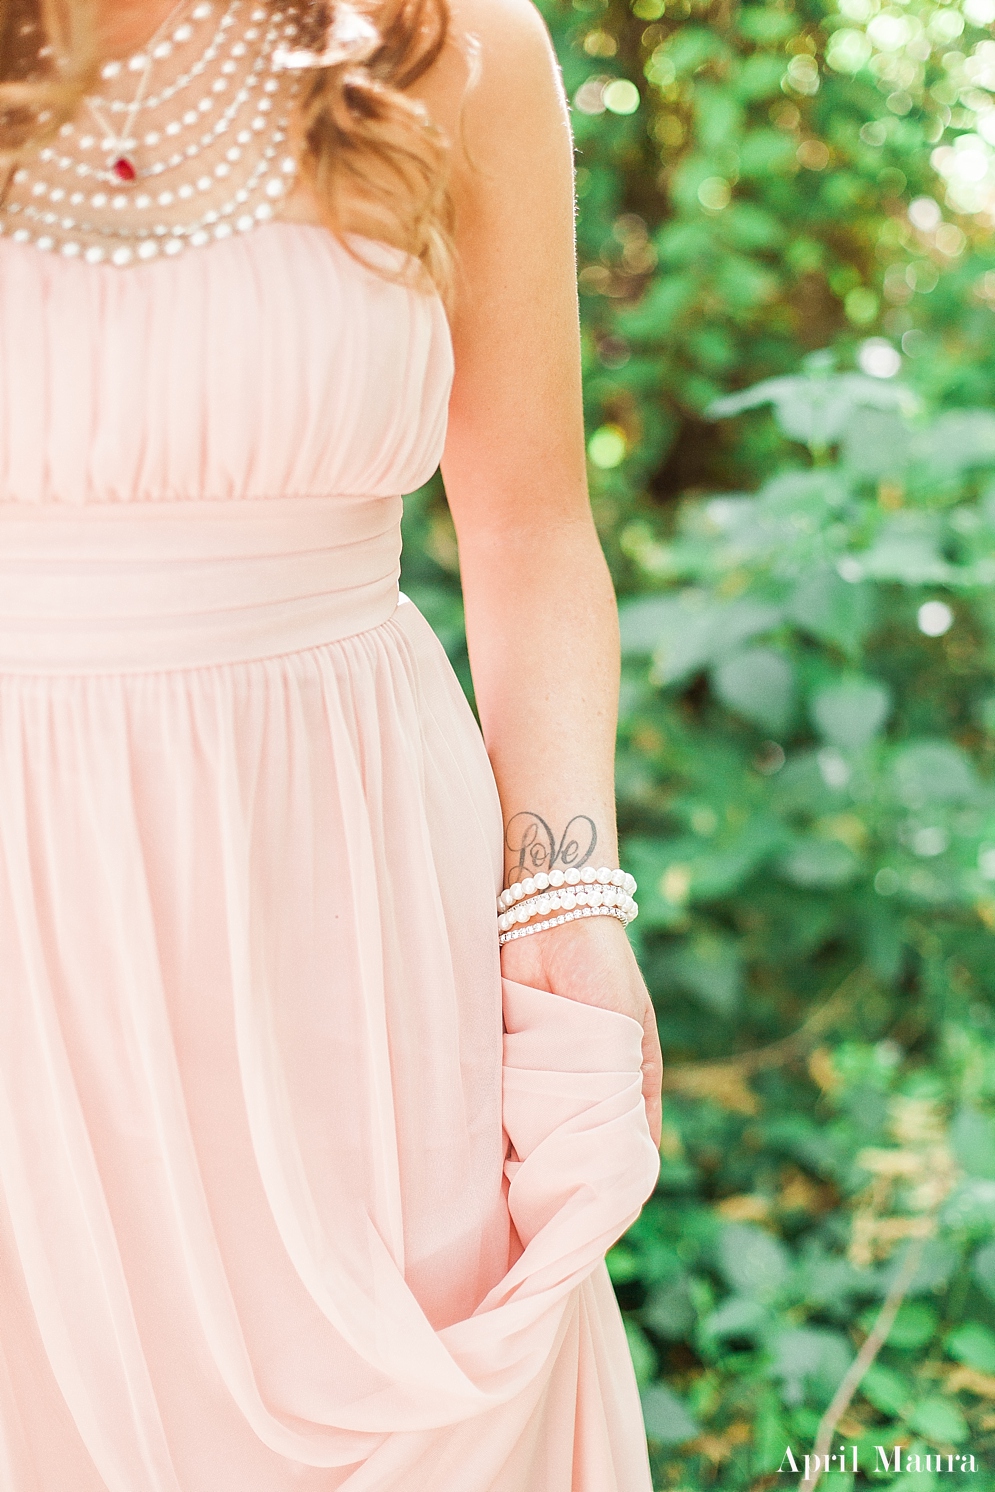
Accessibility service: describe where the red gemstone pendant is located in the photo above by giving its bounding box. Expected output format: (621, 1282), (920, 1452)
(112, 157), (137, 183)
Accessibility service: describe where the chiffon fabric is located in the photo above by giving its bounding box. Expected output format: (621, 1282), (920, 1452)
(0, 224), (660, 1490)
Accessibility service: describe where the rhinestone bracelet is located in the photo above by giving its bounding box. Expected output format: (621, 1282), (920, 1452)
(498, 903), (633, 946)
(498, 865), (636, 914)
(498, 885), (637, 933)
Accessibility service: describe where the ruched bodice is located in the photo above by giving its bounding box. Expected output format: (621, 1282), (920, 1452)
(0, 222), (657, 1492)
(0, 225), (453, 506)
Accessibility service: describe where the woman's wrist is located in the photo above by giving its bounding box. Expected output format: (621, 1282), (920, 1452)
(502, 808), (617, 891)
(497, 808), (636, 946)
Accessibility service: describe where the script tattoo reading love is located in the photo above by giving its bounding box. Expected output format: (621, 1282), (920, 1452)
(504, 812), (598, 884)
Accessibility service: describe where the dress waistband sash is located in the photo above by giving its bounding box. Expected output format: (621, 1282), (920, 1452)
(0, 495), (403, 674)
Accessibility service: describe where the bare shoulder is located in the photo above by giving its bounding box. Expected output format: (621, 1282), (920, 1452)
(408, 0), (568, 159)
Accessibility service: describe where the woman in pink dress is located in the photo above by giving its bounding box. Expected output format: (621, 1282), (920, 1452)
(0, 0), (663, 1484)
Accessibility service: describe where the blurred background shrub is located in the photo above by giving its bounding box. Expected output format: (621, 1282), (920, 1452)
(401, 0), (995, 1483)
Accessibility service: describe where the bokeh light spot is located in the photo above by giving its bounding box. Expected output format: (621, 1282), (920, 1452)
(858, 337), (901, 377)
(588, 425), (628, 468)
(697, 175), (731, 210)
(603, 79), (641, 114)
(844, 287), (879, 325)
(918, 600), (954, 636)
(908, 196), (941, 232)
(875, 868), (900, 896)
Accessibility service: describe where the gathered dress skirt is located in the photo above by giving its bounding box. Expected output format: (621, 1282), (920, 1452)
(0, 223), (659, 1491)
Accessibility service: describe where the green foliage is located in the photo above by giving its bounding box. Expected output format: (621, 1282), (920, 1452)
(398, 0), (995, 1483)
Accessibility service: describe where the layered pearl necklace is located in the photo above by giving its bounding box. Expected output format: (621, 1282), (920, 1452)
(0, 0), (307, 265)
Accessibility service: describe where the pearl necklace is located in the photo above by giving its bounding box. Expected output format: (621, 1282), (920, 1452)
(0, 0), (306, 266)
(85, 0), (193, 183)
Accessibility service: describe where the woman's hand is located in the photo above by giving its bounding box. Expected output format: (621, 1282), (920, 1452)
(500, 917), (663, 1148)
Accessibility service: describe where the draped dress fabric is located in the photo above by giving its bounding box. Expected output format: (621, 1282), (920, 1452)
(0, 223), (660, 1491)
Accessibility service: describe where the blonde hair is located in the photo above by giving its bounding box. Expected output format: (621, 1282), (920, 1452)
(0, 0), (453, 288)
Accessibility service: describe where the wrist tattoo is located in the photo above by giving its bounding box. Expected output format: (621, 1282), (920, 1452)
(504, 811), (598, 886)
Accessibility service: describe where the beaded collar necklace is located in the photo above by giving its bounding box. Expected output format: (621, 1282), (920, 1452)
(0, 0), (307, 266)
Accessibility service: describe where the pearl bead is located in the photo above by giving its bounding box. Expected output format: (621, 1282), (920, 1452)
(549, 869), (565, 888)
(564, 869), (581, 886)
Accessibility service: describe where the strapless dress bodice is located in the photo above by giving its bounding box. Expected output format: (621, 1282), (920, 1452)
(0, 222), (454, 506)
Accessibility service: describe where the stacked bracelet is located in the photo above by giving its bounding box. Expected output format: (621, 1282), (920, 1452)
(498, 865), (637, 913)
(496, 864), (639, 945)
(499, 903), (632, 946)
(498, 883), (637, 932)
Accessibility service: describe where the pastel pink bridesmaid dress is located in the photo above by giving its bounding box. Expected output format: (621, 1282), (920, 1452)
(0, 223), (659, 1490)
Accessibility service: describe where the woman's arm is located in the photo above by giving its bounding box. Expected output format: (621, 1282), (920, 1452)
(414, 0), (663, 1143)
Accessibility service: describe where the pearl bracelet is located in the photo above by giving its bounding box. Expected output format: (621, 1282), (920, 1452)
(498, 903), (632, 946)
(498, 865), (637, 914)
(498, 884), (637, 933)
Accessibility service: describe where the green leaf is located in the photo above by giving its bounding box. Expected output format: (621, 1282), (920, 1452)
(910, 409), (995, 472)
(951, 1107), (995, 1181)
(642, 1276), (697, 1340)
(973, 1239), (995, 1304)
(712, 647), (795, 733)
(771, 1327), (854, 1406)
(659, 26), (729, 78)
(662, 933), (744, 1015)
(861, 1362), (912, 1416)
(624, 1317), (657, 1388)
(717, 1222), (791, 1300)
(908, 1397), (968, 1445)
(693, 85), (744, 154)
(810, 677), (891, 750)
(841, 407), (912, 479)
(787, 570), (874, 657)
(709, 371), (914, 449)
(943, 1179), (995, 1231)
(863, 1301), (939, 1352)
(618, 590), (782, 684)
(703, 1293), (767, 1337)
(723, 202), (785, 250)
(734, 52), (788, 101)
(944, 1321), (995, 1373)
(640, 1382), (700, 1445)
(858, 514), (953, 585)
(891, 742), (978, 807)
(889, 1468), (939, 1492)
(779, 837), (862, 888)
(617, 273), (698, 338)
(736, 5), (797, 42)
(738, 128), (800, 178)
(879, 1238), (961, 1297)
